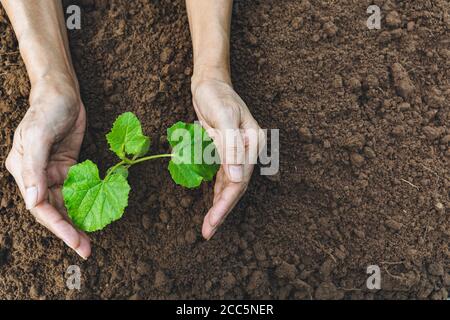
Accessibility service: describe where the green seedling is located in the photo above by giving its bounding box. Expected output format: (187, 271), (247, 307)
(62, 112), (219, 232)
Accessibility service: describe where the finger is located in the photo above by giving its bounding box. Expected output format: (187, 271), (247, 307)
(5, 149), (26, 195)
(213, 168), (225, 202)
(214, 126), (245, 183)
(209, 183), (245, 227)
(19, 126), (53, 210)
(31, 202), (91, 259)
(202, 182), (246, 240)
(242, 119), (266, 163)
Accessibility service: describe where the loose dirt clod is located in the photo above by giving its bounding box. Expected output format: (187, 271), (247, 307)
(386, 11), (402, 28)
(391, 63), (415, 99)
(423, 126), (442, 141)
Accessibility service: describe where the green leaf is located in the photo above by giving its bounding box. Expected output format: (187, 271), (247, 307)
(167, 122), (219, 188)
(106, 112), (150, 159)
(62, 160), (130, 232)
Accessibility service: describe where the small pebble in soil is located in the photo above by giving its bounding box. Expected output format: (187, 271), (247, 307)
(128, 293), (142, 300)
(347, 77), (361, 92)
(312, 34), (320, 42)
(386, 11), (401, 28)
(253, 242), (267, 262)
(298, 127), (312, 143)
(398, 102), (411, 111)
(344, 134), (365, 150)
(180, 195), (193, 209)
(29, 285), (41, 300)
(154, 270), (171, 290)
(422, 126), (442, 141)
(291, 17), (303, 30)
(392, 125), (406, 137)
(407, 21), (415, 31)
(333, 75), (343, 89)
(319, 259), (335, 278)
(323, 21), (338, 37)
(363, 147), (376, 159)
(221, 273), (237, 291)
(103, 79), (114, 95)
(385, 219), (403, 231)
(159, 210), (170, 223)
(136, 261), (151, 276)
(141, 214), (151, 230)
(434, 202), (444, 213)
(185, 229), (197, 245)
(274, 261), (297, 280)
(299, 0), (311, 12)
(0, 196), (9, 208)
(428, 263), (444, 276)
(245, 32), (258, 46)
(391, 63), (415, 99)
(160, 47), (173, 64)
(308, 153), (322, 165)
(247, 270), (267, 292)
(350, 153), (365, 167)
(440, 135), (450, 145)
(366, 74), (379, 88)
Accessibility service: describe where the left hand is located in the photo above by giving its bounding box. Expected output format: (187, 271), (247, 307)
(191, 77), (265, 240)
(5, 77), (91, 259)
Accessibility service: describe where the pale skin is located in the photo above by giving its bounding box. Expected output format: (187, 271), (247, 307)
(3, 0), (264, 259)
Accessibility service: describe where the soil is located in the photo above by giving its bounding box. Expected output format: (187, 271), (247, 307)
(0, 0), (449, 300)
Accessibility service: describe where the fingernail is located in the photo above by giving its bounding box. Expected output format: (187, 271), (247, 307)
(77, 250), (88, 260)
(63, 240), (88, 260)
(229, 165), (243, 182)
(25, 186), (38, 210)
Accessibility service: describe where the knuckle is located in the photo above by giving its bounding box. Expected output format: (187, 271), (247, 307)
(259, 131), (267, 148)
(4, 154), (12, 173)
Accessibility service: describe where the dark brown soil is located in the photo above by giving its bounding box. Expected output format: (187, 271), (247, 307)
(0, 0), (449, 299)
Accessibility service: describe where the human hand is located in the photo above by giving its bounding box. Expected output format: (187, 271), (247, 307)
(191, 76), (265, 240)
(5, 76), (91, 259)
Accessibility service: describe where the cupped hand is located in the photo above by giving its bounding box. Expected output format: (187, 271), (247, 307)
(5, 77), (91, 259)
(191, 78), (265, 240)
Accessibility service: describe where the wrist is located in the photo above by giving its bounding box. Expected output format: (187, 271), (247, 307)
(191, 64), (232, 93)
(29, 72), (81, 110)
(18, 34), (77, 88)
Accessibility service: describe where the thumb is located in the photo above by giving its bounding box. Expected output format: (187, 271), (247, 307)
(20, 127), (52, 210)
(215, 117), (245, 183)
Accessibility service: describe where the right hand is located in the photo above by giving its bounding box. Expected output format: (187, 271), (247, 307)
(5, 75), (91, 259)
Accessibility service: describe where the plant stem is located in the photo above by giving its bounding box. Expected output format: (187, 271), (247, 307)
(105, 154), (174, 179)
(130, 153), (174, 165)
(105, 160), (126, 180)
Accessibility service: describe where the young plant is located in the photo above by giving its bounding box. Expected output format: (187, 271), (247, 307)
(62, 112), (219, 232)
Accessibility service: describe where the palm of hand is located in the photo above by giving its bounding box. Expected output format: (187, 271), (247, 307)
(45, 104), (86, 213)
